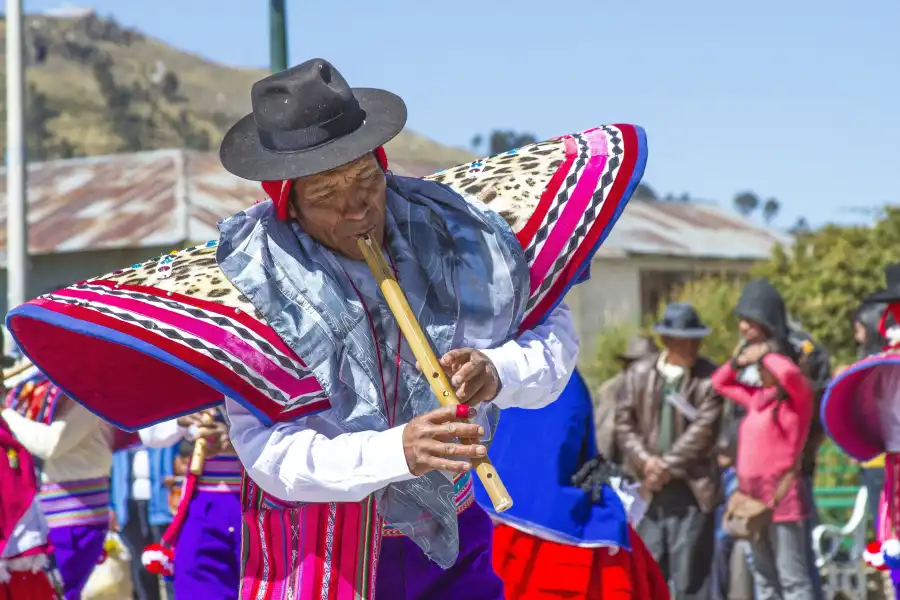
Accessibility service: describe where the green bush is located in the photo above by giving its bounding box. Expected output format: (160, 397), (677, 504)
(582, 322), (638, 391)
(753, 206), (900, 365)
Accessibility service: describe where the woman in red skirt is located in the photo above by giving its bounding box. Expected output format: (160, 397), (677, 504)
(474, 371), (669, 600)
(0, 411), (64, 600)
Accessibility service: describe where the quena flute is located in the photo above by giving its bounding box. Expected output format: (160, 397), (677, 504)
(189, 412), (215, 476)
(357, 235), (513, 513)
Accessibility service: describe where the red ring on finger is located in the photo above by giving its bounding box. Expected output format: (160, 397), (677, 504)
(456, 405), (471, 419)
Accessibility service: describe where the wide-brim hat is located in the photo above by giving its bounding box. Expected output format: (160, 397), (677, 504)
(6, 125), (647, 431)
(865, 264), (900, 304)
(219, 58), (407, 182)
(653, 302), (711, 339)
(821, 350), (900, 461)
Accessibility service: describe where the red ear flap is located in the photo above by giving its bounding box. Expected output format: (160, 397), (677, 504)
(374, 146), (388, 172)
(260, 180), (294, 220)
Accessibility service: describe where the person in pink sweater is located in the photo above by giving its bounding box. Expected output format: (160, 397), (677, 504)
(712, 344), (815, 600)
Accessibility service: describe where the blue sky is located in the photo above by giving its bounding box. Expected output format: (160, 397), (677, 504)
(26, 1), (900, 228)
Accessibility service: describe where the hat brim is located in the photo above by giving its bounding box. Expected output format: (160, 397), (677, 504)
(219, 87), (407, 181)
(864, 288), (900, 304)
(821, 353), (900, 461)
(652, 325), (711, 339)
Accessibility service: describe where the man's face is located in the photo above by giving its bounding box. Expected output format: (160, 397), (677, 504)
(738, 318), (768, 344)
(288, 154), (387, 260)
(661, 336), (701, 367)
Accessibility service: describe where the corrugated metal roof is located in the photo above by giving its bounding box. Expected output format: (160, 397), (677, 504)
(0, 149), (790, 263)
(0, 149), (451, 264)
(598, 200), (792, 260)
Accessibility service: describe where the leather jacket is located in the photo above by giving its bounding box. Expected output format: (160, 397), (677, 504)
(614, 353), (724, 513)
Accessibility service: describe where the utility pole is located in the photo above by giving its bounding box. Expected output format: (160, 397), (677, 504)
(6, 0), (28, 321)
(270, 0), (288, 72)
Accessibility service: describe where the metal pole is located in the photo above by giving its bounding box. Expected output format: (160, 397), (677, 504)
(6, 0), (28, 319)
(269, 0), (288, 72)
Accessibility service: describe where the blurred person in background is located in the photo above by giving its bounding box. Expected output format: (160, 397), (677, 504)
(139, 408), (241, 600)
(0, 351), (65, 600)
(110, 441), (178, 600)
(711, 420), (753, 600)
(733, 278), (830, 600)
(593, 336), (658, 463)
(615, 302), (723, 600)
(2, 369), (114, 600)
(712, 343), (815, 600)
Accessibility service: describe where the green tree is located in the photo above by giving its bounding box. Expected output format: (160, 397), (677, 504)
(734, 191), (760, 217)
(762, 197), (780, 224)
(582, 322), (638, 390)
(751, 209), (900, 364)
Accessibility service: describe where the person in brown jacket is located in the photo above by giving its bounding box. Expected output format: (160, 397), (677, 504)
(593, 336), (658, 462)
(615, 302), (723, 600)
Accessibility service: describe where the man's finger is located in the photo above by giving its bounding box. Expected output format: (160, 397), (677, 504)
(450, 361), (481, 388)
(464, 383), (496, 407)
(439, 348), (471, 369)
(419, 457), (472, 474)
(428, 422), (483, 441)
(456, 378), (485, 406)
(423, 406), (476, 424)
(421, 439), (487, 460)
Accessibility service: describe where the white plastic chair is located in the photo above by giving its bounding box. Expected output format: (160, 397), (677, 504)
(811, 486), (869, 600)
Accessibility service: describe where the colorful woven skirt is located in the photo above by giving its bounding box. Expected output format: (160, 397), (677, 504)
(38, 477), (110, 599)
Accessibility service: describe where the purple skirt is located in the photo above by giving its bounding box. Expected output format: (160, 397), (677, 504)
(173, 490), (243, 599)
(374, 503), (503, 600)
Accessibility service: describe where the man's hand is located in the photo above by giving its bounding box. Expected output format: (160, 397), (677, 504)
(402, 406), (486, 476)
(176, 412), (206, 428)
(642, 456), (670, 492)
(437, 348), (501, 406)
(194, 421), (231, 457)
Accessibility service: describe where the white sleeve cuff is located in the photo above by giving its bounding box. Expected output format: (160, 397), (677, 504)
(365, 424), (414, 483)
(480, 343), (521, 409)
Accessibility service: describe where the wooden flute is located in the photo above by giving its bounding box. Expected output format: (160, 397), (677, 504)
(188, 412), (215, 476)
(357, 235), (513, 513)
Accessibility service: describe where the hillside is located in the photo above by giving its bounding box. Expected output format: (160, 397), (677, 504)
(0, 11), (474, 167)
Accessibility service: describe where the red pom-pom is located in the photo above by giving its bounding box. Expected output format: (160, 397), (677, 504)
(864, 540), (889, 571)
(142, 543), (175, 577)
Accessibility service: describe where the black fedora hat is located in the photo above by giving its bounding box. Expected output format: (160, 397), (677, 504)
(653, 302), (711, 339)
(219, 58), (407, 182)
(865, 264), (900, 304)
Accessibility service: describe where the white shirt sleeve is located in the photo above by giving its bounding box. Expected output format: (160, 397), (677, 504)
(139, 419), (190, 448)
(480, 301), (579, 410)
(225, 398), (416, 503)
(2, 400), (100, 461)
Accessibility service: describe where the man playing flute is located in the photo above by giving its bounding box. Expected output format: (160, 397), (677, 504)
(6, 58), (648, 599)
(221, 59), (578, 599)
